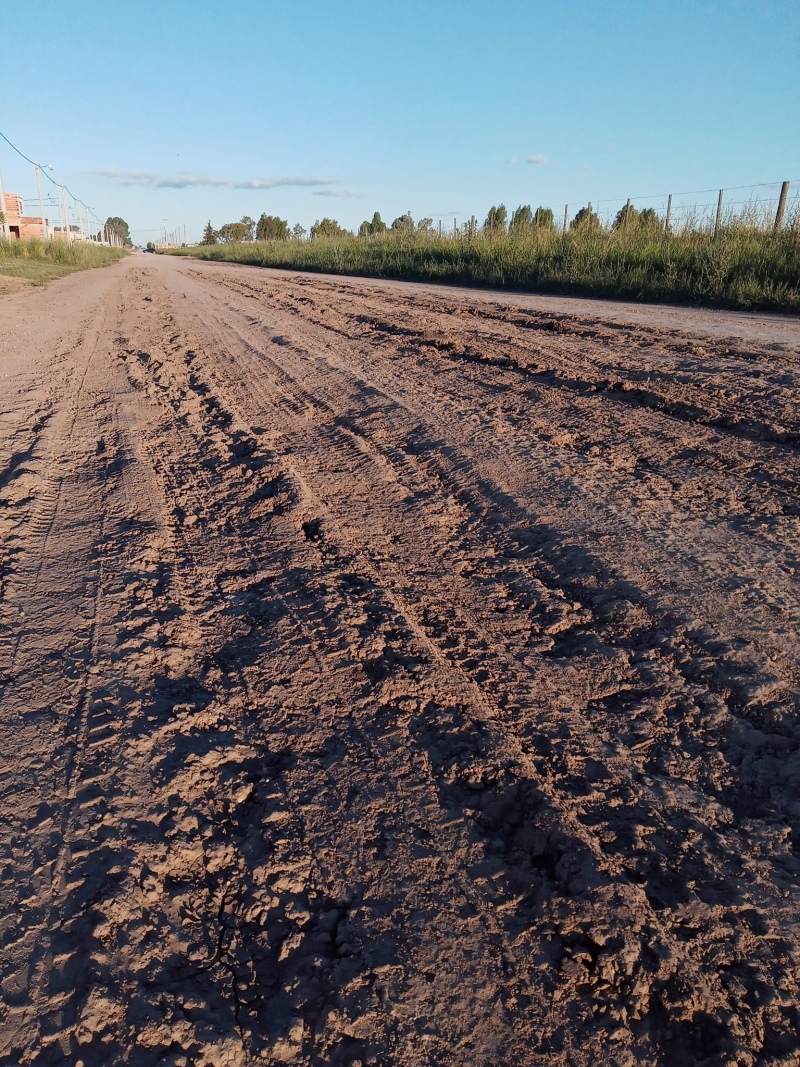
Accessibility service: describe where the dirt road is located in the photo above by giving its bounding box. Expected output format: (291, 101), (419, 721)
(1, 255), (799, 1067)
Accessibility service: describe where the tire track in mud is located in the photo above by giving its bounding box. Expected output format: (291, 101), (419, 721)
(159, 265), (800, 1065)
(105, 270), (539, 1065)
(2, 256), (800, 1066)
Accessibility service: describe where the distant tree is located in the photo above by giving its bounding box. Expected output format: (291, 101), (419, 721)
(257, 214), (290, 240)
(291, 223), (307, 240)
(570, 206), (603, 235)
(146, 240), (155, 251)
(240, 216), (256, 241)
(310, 217), (349, 239)
(359, 211), (388, 238)
(638, 208), (662, 232)
(612, 205), (662, 235)
(106, 216), (131, 246)
(201, 220), (218, 245)
(369, 211), (387, 235)
(533, 206), (555, 230)
(391, 212), (415, 234)
(510, 205), (533, 233)
(484, 204), (508, 233)
(416, 217), (434, 234)
(218, 221), (251, 243)
(612, 203), (638, 230)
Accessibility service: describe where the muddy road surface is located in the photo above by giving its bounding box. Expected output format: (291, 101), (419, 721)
(1, 255), (799, 1067)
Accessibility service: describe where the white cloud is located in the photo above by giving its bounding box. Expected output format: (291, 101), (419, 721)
(92, 168), (337, 190)
(526, 155), (549, 165)
(312, 189), (364, 199)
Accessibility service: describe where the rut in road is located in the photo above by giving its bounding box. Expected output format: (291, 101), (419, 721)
(0, 254), (799, 1067)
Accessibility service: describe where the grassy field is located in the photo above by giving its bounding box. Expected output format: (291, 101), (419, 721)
(0, 239), (126, 289)
(169, 216), (800, 312)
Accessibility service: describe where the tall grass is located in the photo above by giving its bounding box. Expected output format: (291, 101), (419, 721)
(170, 209), (800, 312)
(0, 238), (126, 268)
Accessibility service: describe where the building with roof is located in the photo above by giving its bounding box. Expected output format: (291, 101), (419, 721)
(1, 192), (52, 240)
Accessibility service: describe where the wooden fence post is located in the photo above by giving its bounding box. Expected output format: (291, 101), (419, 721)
(774, 181), (790, 232)
(624, 198), (631, 227)
(471, 215), (476, 238)
(563, 204), (568, 234)
(665, 194), (672, 235)
(714, 189), (724, 238)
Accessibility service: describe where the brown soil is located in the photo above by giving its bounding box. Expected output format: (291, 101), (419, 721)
(1, 254), (799, 1067)
(0, 275), (33, 296)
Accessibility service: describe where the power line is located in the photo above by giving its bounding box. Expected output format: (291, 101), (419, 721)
(0, 126), (110, 233)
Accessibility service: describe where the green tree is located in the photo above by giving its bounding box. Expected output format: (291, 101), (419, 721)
(570, 206), (603, 235)
(310, 217), (349, 239)
(201, 220), (218, 245)
(510, 205), (533, 232)
(416, 217), (434, 234)
(612, 203), (638, 230)
(638, 208), (662, 232)
(218, 221), (251, 243)
(146, 240), (155, 251)
(391, 213), (415, 234)
(533, 206), (555, 230)
(256, 214), (290, 240)
(359, 211), (388, 237)
(484, 204), (507, 233)
(106, 216), (131, 246)
(240, 216), (256, 241)
(612, 205), (662, 235)
(291, 223), (307, 240)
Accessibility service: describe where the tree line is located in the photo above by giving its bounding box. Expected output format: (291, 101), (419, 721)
(200, 202), (666, 245)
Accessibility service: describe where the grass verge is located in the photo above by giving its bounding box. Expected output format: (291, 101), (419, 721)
(0, 240), (126, 290)
(169, 224), (800, 312)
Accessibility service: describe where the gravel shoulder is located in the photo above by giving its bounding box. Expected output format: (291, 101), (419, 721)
(1, 254), (799, 1066)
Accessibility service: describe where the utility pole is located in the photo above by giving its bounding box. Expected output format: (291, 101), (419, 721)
(62, 187), (73, 244)
(0, 170), (9, 240)
(35, 164), (48, 240)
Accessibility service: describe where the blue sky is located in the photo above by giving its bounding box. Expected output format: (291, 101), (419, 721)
(2, 0), (798, 242)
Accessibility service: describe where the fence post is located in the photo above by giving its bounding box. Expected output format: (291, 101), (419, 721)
(563, 204), (568, 233)
(774, 181), (790, 232)
(470, 215), (475, 238)
(714, 188), (724, 238)
(664, 194), (672, 236)
(454, 218), (457, 237)
(438, 219), (442, 237)
(624, 198), (631, 227)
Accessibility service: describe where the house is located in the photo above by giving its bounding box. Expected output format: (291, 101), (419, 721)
(1, 192), (51, 240)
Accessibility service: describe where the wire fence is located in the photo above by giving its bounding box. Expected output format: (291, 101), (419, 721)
(426, 179), (799, 238)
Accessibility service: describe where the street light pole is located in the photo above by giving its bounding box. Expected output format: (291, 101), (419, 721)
(62, 187), (73, 244)
(35, 164), (48, 240)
